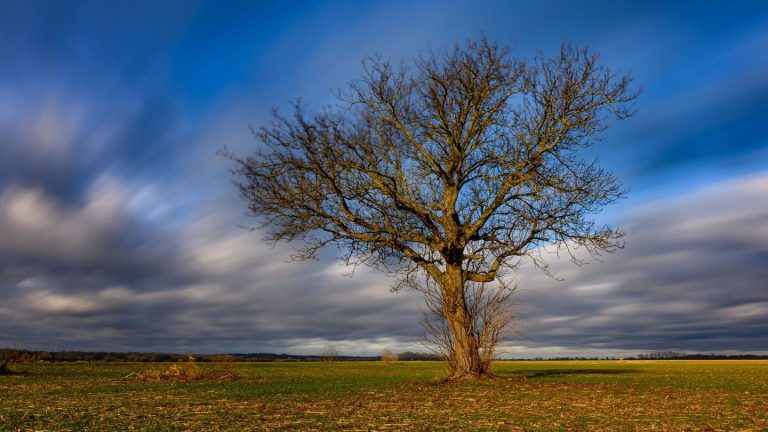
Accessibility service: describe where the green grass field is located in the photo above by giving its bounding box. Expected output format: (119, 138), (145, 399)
(1, 360), (766, 431)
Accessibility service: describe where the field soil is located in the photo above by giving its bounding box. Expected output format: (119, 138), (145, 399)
(1, 360), (766, 431)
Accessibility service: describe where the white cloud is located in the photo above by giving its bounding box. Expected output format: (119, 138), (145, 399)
(719, 302), (768, 321)
(0, 182), (123, 263)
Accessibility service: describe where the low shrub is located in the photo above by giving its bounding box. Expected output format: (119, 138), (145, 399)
(321, 344), (340, 363)
(130, 362), (239, 383)
(381, 349), (398, 365)
(0, 358), (15, 375)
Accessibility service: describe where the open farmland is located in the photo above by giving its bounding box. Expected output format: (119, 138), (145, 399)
(1, 360), (766, 431)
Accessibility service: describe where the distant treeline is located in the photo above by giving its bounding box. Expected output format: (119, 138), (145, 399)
(633, 351), (768, 360)
(1, 348), (765, 363)
(0, 348), (442, 363)
(514, 352), (768, 361)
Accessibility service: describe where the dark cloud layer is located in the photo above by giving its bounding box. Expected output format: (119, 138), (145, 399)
(1, 173), (765, 356)
(0, 1), (767, 356)
(0, 182), (425, 353)
(516, 175), (768, 355)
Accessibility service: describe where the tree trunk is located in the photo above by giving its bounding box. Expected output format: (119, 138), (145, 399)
(443, 264), (488, 379)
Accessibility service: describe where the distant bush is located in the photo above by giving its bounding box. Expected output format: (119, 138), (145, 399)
(0, 358), (14, 375)
(321, 344), (340, 362)
(381, 349), (398, 365)
(134, 363), (202, 382)
(131, 362), (239, 383)
(0, 349), (16, 375)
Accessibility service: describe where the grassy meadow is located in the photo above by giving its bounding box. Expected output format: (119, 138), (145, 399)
(1, 360), (766, 431)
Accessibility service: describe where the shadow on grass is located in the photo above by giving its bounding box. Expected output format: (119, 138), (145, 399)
(502, 369), (641, 379)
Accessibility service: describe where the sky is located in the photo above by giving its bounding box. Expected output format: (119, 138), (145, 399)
(0, 0), (766, 357)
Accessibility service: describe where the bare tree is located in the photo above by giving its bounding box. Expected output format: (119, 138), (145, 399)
(230, 39), (636, 379)
(321, 344), (340, 362)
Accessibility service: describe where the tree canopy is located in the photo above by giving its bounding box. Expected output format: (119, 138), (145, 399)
(230, 39), (636, 378)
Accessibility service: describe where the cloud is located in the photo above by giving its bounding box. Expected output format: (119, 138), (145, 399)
(0, 0), (766, 357)
(0, 183), (124, 265)
(0, 178), (426, 353)
(2, 172), (766, 356)
(514, 173), (768, 354)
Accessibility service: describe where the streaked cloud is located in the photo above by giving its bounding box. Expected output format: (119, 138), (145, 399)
(515, 174), (768, 354)
(0, 0), (766, 356)
(1, 172), (766, 355)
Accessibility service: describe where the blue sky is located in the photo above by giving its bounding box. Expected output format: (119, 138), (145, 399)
(1, 0), (766, 357)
